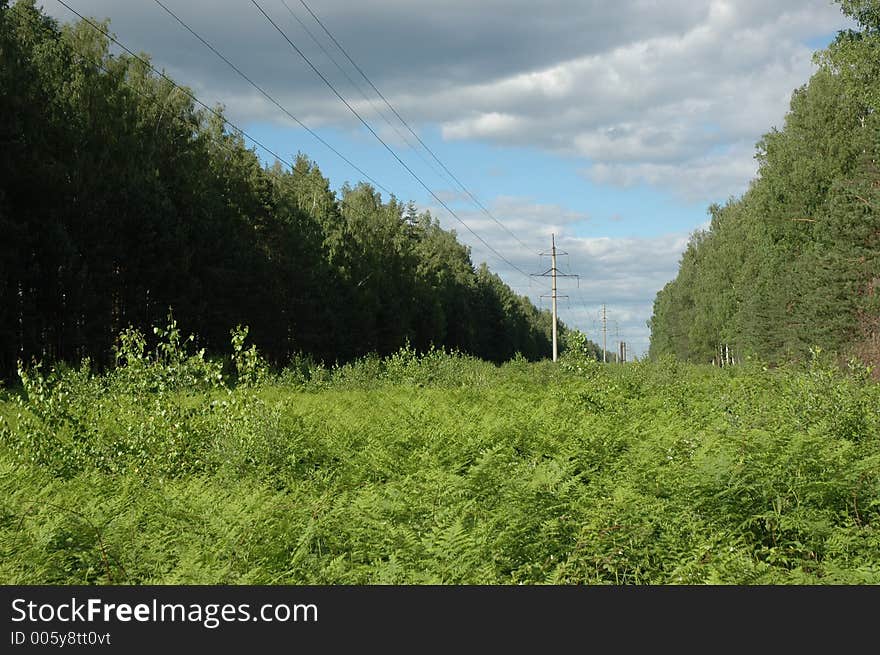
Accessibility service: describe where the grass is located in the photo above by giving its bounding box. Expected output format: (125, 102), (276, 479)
(1, 332), (878, 584)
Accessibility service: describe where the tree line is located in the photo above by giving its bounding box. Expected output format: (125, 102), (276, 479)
(649, 0), (880, 368)
(0, 0), (574, 380)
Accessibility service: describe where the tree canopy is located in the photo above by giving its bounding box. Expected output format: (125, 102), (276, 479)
(0, 0), (585, 379)
(649, 0), (880, 368)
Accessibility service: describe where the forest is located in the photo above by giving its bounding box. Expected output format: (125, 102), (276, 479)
(0, 0), (566, 382)
(649, 0), (880, 369)
(0, 0), (878, 588)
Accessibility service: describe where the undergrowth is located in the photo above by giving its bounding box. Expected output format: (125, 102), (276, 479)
(0, 320), (878, 584)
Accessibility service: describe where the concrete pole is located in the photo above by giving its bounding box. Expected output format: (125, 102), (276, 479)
(551, 233), (558, 362)
(602, 304), (607, 363)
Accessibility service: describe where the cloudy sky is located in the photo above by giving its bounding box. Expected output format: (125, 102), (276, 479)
(44, 0), (854, 357)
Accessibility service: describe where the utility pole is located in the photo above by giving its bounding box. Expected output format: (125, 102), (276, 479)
(551, 234), (558, 360)
(532, 234), (579, 362)
(602, 304), (607, 363)
(614, 321), (621, 364)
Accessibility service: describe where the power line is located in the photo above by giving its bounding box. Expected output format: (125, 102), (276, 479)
(60, 0), (528, 281)
(249, 0), (531, 280)
(532, 234), (579, 361)
(149, 0), (390, 195)
(278, 0), (456, 190)
(50, 1), (557, 362)
(54, 0), (299, 175)
(84, 55), (294, 168)
(570, 286), (596, 337)
(295, 0), (537, 255)
(52, 3), (431, 252)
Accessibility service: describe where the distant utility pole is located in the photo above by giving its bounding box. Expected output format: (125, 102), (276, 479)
(614, 321), (620, 364)
(532, 234), (579, 361)
(602, 304), (607, 363)
(551, 235), (558, 361)
(715, 343), (735, 367)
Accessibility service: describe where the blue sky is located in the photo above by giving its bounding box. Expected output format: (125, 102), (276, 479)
(44, 1), (855, 357)
(243, 122), (709, 238)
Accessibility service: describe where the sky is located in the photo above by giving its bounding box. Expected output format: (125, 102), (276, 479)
(42, 0), (856, 357)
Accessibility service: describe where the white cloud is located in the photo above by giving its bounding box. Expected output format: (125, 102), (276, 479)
(43, 1), (853, 205)
(441, 112), (525, 140)
(418, 1), (848, 203)
(587, 142), (760, 202)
